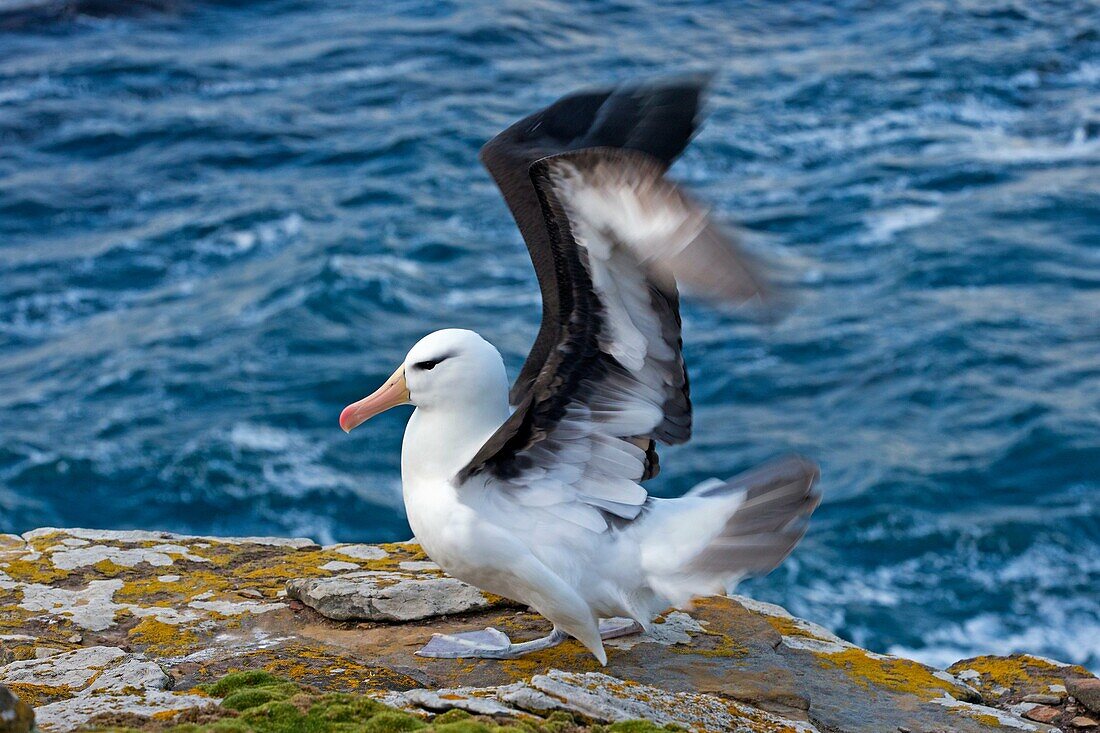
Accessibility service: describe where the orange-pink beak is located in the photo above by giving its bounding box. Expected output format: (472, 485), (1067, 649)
(339, 365), (410, 433)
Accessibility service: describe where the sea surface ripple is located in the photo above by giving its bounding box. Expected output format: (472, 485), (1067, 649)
(1, 0), (1098, 670)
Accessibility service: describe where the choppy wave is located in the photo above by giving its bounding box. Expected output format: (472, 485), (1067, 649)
(1, 0), (1098, 669)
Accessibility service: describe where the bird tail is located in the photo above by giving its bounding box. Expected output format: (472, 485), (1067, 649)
(638, 455), (821, 608)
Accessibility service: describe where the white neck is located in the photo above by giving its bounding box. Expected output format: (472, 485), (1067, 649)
(400, 396), (510, 488)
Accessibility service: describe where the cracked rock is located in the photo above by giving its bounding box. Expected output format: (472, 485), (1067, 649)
(286, 572), (499, 622)
(502, 670), (821, 732)
(1, 647), (128, 689)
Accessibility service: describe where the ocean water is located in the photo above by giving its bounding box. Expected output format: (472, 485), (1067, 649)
(1, 0), (1098, 671)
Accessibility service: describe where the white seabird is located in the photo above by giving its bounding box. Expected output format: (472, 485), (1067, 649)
(339, 76), (821, 664)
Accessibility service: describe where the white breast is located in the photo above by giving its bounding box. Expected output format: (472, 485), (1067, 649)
(397, 403), (653, 619)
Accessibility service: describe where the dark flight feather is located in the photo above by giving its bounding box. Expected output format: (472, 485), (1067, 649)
(460, 76), (779, 532)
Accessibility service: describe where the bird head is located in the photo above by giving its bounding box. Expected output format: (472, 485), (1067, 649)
(339, 328), (507, 433)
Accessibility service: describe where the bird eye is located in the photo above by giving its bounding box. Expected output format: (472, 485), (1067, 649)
(415, 358), (442, 371)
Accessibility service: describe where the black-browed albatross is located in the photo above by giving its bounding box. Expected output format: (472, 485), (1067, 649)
(339, 76), (821, 664)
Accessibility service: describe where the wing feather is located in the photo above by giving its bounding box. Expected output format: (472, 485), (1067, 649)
(461, 77), (777, 533)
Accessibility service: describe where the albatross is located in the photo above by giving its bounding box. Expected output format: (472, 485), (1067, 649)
(339, 76), (821, 664)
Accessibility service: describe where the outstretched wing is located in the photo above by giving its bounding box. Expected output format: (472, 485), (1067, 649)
(460, 77), (776, 533)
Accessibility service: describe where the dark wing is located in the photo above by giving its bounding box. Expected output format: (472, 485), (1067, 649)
(479, 74), (714, 408)
(459, 77), (775, 532)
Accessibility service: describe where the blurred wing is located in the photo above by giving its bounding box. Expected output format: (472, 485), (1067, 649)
(460, 77), (774, 533)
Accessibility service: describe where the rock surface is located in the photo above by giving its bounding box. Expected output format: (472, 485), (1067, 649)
(945, 654), (1099, 732)
(1, 528), (1095, 733)
(286, 568), (510, 622)
(1, 682), (34, 733)
(443, 670), (821, 732)
(1067, 677), (1100, 716)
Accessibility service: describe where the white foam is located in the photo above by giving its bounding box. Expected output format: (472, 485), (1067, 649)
(861, 205), (942, 244)
(229, 423), (293, 452)
(890, 609), (1100, 671)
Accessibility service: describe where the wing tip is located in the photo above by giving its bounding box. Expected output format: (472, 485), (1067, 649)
(480, 71), (719, 169)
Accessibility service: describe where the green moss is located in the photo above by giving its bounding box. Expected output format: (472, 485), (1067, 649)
(203, 671), (284, 697)
(229, 642), (422, 694)
(312, 694), (388, 722)
(237, 700), (312, 732)
(168, 723), (254, 733)
(432, 711), (473, 725)
(205, 723), (255, 733)
(605, 723), (675, 733)
(431, 722), (494, 733)
(361, 711), (428, 733)
(221, 687), (294, 712)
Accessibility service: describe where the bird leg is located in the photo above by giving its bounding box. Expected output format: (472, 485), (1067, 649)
(416, 618), (643, 659)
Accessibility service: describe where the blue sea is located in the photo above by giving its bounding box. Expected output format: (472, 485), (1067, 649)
(1, 0), (1098, 671)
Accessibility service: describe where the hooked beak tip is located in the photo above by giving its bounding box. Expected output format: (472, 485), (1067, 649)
(338, 404), (354, 433)
(339, 366), (409, 434)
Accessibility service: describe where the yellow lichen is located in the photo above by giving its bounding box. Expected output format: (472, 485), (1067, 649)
(115, 569), (230, 604)
(378, 542), (428, 562)
(667, 620), (749, 659)
(237, 555), (338, 583)
(0, 535), (26, 556)
(760, 613), (824, 641)
(479, 592), (512, 606)
(0, 635), (37, 661)
(944, 654), (1093, 703)
(128, 616), (201, 656)
(969, 712), (1009, 727)
(816, 648), (960, 700)
(500, 638), (604, 678)
(0, 557), (70, 584)
(92, 559), (127, 575)
(192, 644), (421, 694)
(4, 682), (74, 707)
(24, 531), (67, 552)
(946, 654), (1091, 689)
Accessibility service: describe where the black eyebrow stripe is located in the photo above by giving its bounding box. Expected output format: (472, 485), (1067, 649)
(415, 353), (454, 366)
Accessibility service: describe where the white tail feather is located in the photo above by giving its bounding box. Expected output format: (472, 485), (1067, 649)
(638, 455), (820, 608)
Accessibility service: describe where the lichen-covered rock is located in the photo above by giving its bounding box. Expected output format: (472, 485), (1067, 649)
(2, 647), (132, 690)
(947, 654), (1094, 707)
(397, 687), (522, 717)
(0, 683), (35, 733)
(0, 528), (1071, 733)
(0, 645), (211, 731)
(938, 654), (1100, 732)
(504, 670), (820, 732)
(286, 572), (505, 621)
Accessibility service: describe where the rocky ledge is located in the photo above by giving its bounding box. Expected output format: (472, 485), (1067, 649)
(1, 529), (1097, 733)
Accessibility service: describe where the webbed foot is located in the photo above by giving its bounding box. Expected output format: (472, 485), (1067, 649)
(416, 627), (567, 659)
(599, 617), (644, 640)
